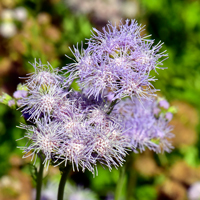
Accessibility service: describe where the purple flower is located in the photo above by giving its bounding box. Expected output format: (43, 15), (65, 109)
(8, 99), (15, 107)
(19, 117), (64, 169)
(64, 19), (167, 101)
(56, 133), (95, 173)
(165, 112), (173, 121)
(90, 121), (130, 170)
(159, 99), (169, 109)
(24, 59), (63, 90)
(13, 90), (28, 99)
(19, 84), (69, 121)
(113, 97), (174, 153)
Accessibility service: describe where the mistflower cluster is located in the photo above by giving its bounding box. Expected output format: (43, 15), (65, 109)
(12, 19), (173, 175)
(64, 19), (167, 100)
(17, 60), (130, 174)
(113, 97), (174, 153)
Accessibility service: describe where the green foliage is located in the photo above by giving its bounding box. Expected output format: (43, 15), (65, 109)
(90, 167), (119, 194)
(135, 185), (157, 200)
(0, 93), (13, 105)
(0, 104), (25, 177)
(141, 0), (200, 108)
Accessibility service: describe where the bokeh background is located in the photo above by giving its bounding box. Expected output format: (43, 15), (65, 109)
(0, 0), (200, 199)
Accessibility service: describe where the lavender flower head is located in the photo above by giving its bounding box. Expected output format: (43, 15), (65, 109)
(113, 97), (174, 153)
(18, 60), (69, 121)
(13, 90), (28, 99)
(25, 59), (63, 90)
(64, 19), (167, 100)
(19, 117), (65, 169)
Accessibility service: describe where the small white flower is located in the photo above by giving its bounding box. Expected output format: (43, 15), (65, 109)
(14, 7), (27, 22)
(0, 22), (17, 38)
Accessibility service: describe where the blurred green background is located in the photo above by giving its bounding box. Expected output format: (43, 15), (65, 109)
(0, 0), (200, 199)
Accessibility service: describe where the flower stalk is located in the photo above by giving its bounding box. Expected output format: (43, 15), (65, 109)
(57, 165), (72, 200)
(35, 156), (44, 200)
(114, 164), (126, 200)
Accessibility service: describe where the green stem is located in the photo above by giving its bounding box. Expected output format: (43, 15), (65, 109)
(126, 153), (137, 200)
(107, 99), (118, 115)
(57, 165), (72, 200)
(35, 157), (44, 200)
(114, 165), (126, 200)
(126, 167), (136, 200)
